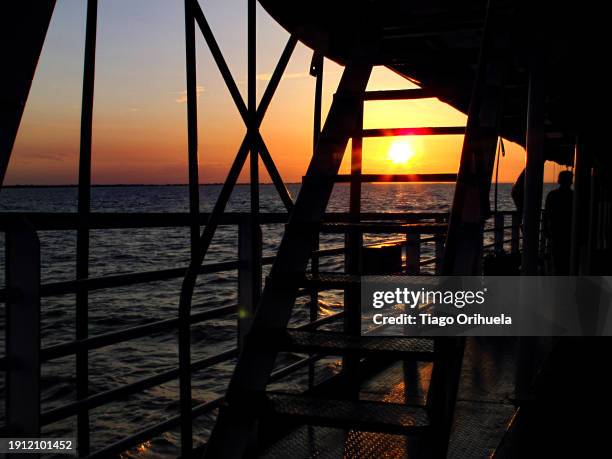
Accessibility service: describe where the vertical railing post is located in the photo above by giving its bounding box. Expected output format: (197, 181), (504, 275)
(5, 220), (41, 444)
(494, 213), (504, 254)
(570, 140), (591, 275)
(511, 212), (520, 253)
(345, 99), (363, 331)
(247, 0), (262, 335)
(180, 0), (199, 454)
(343, 97), (364, 387)
(308, 52), (323, 388)
(539, 209), (547, 259)
(76, 1), (97, 454)
(406, 232), (421, 275)
(308, 232), (319, 389)
(185, 0), (200, 259)
(434, 216), (445, 275)
(238, 220), (262, 349)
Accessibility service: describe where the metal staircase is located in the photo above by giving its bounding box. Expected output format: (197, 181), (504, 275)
(195, 1), (512, 456)
(198, 65), (461, 457)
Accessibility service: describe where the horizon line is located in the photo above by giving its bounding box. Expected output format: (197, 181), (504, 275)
(1, 181), (535, 188)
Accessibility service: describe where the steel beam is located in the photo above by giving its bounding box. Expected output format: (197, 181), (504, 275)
(442, 0), (509, 276)
(363, 88), (450, 101)
(520, 62), (546, 275)
(570, 140), (591, 274)
(185, 0), (200, 260)
(361, 126), (465, 137)
(75, 1), (97, 453)
(0, 1), (56, 186)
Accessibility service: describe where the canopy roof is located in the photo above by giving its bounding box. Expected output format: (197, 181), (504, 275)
(260, 0), (607, 167)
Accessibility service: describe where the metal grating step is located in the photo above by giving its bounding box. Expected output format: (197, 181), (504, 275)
(265, 392), (430, 436)
(267, 272), (434, 290)
(304, 272), (359, 289)
(333, 173), (457, 183)
(363, 88), (452, 101)
(265, 272), (360, 291)
(320, 221), (447, 234)
(361, 126), (465, 137)
(264, 272), (359, 291)
(277, 329), (435, 361)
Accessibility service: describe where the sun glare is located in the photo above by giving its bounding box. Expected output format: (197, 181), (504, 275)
(388, 140), (415, 165)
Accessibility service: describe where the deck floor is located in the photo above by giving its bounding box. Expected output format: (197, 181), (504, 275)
(260, 337), (517, 458)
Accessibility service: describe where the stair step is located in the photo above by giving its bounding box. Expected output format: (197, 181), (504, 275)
(363, 88), (451, 101)
(265, 392), (430, 435)
(274, 329), (435, 361)
(361, 126), (465, 137)
(303, 272), (359, 289)
(270, 272), (437, 290)
(265, 272), (358, 290)
(320, 221), (447, 234)
(333, 173), (457, 183)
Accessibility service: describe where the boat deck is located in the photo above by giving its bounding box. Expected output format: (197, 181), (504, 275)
(260, 337), (517, 458)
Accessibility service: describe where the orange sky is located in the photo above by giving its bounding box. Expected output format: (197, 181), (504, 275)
(4, 0), (559, 186)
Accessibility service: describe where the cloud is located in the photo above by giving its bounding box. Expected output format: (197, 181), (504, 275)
(175, 85), (205, 103)
(18, 151), (72, 162)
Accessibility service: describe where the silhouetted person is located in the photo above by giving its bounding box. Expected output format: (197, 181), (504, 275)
(511, 168), (525, 217)
(544, 171), (573, 274)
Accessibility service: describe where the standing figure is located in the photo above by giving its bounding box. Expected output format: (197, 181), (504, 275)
(544, 171), (573, 274)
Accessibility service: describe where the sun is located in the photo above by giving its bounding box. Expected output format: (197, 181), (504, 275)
(388, 140), (415, 164)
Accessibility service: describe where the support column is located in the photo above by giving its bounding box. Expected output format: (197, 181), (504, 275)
(180, 1), (199, 453)
(343, 99), (364, 386)
(247, 0), (262, 340)
(442, 1), (509, 276)
(75, 1), (97, 454)
(521, 62), (546, 275)
(5, 219), (41, 444)
(185, 0), (200, 259)
(570, 141), (591, 275)
(406, 233), (421, 274)
(345, 99), (364, 332)
(516, 59), (546, 402)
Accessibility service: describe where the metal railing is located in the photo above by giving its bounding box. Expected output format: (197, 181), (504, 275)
(0, 210), (452, 457)
(482, 210), (522, 253)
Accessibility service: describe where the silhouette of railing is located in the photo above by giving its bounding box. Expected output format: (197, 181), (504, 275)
(0, 210), (457, 457)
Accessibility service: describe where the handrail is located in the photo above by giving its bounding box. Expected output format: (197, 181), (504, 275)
(0, 211), (451, 231)
(40, 347), (239, 426)
(83, 348), (325, 459)
(0, 246), (352, 301)
(41, 304), (237, 361)
(0, 209), (517, 456)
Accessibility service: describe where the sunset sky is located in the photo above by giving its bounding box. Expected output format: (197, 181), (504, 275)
(5, 0), (559, 186)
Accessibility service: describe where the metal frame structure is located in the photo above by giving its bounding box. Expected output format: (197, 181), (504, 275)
(1, 208), (502, 456)
(3, 0), (599, 457)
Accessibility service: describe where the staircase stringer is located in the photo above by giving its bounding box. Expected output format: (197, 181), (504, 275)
(442, 0), (514, 276)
